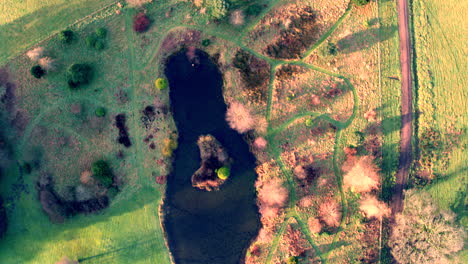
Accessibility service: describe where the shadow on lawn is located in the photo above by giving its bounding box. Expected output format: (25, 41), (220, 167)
(336, 26), (397, 54)
(0, 183), (161, 263)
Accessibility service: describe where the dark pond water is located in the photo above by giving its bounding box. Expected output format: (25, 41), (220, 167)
(163, 50), (261, 264)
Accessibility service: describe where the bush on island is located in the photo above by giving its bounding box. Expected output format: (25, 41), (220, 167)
(31, 65), (46, 79)
(67, 63), (93, 88)
(155, 78), (168, 90)
(216, 166), (230, 180)
(91, 160), (113, 187)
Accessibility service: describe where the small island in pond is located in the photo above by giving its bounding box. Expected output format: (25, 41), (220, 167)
(192, 135), (231, 191)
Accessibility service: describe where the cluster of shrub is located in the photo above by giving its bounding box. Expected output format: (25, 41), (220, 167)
(38, 160), (116, 223)
(232, 49), (270, 104)
(85, 28), (108, 50)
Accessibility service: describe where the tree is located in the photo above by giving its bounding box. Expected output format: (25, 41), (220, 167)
(91, 160), (113, 187)
(67, 63), (92, 88)
(133, 12), (151, 33)
(155, 78), (168, 90)
(319, 199), (342, 228)
(95, 107), (106, 117)
(204, 0), (229, 20)
(59, 30), (74, 44)
(352, 0), (371, 6)
(215, 166), (230, 180)
(343, 155), (380, 193)
(95, 27), (107, 38)
(30, 65), (46, 79)
(85, 35), (97, 48)
(389, 190), (465, 264)
(359, 195), (391, 219)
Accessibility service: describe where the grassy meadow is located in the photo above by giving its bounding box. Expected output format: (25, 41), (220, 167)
(412, 0), (467, 227)
(0, 0), (117, 64)
(0, 0), (411, 263)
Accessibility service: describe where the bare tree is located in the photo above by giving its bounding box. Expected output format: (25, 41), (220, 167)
(359, 195), (390, 219)
(226, 101), (255, 133)
(389, 190), (465, 264)
(319, 199), (342, 228)
(26, 47), (44, 61)
(343, 155), (380, 193)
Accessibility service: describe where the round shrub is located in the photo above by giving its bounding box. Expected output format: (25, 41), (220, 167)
(202, 39), (211, 47)
(85, 35), (97, 48)
(352, 0), (371, 6)
(95, 107), (106, 117)
(95, 28), (107, 38)
(30, 65), (46, 79)
(133, 13), (151, 33)
(95, 40), (105, 51)
(215, 166), (230, 180)
(59, 30), (74, 44)
(67, 63), (92, 88)
(304, 118), (313, 127)
(155, 78), (168, 90)
(91, 160), (113, 187)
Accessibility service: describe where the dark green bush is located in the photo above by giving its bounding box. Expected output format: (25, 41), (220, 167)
(95, 40), (105, 50)
(246, 4), (262, 17)
(202, 39), (211, 46)
(352, 0), (371, 6)
(22, 163), (32, 174)
(59, 30), (74, 44)
(67, 63), (93, 88)
(95, 28), (107, 38)
(30, 65), (45, 79)
(91, 160), (113, 187)
(327, 42), (338, 55)
(95, 107), (106, 117)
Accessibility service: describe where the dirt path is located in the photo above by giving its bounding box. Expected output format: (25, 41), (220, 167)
(392, 0), (413, 214)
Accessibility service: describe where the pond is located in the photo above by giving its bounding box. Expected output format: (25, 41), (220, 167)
(163, 49), (261, 264)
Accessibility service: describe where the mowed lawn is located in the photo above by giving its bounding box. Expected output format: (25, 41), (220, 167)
(0, 4), (175, 264)
(0, 0), (116, 64)
(412, 0), (467, 218)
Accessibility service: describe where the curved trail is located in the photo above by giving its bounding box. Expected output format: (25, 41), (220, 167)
(392, 0), (413, 214)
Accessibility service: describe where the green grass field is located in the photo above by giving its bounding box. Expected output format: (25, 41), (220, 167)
(412, 0), (467, 224)
(0, 0), (413, 263)
(0, 0), (117, 64)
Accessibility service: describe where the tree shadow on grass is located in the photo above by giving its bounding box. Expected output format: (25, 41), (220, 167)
(0, 183), (161, 263)
(336, 26), (398, 54)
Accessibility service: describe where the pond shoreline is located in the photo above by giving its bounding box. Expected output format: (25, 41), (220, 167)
(161, 49), (261, 264)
